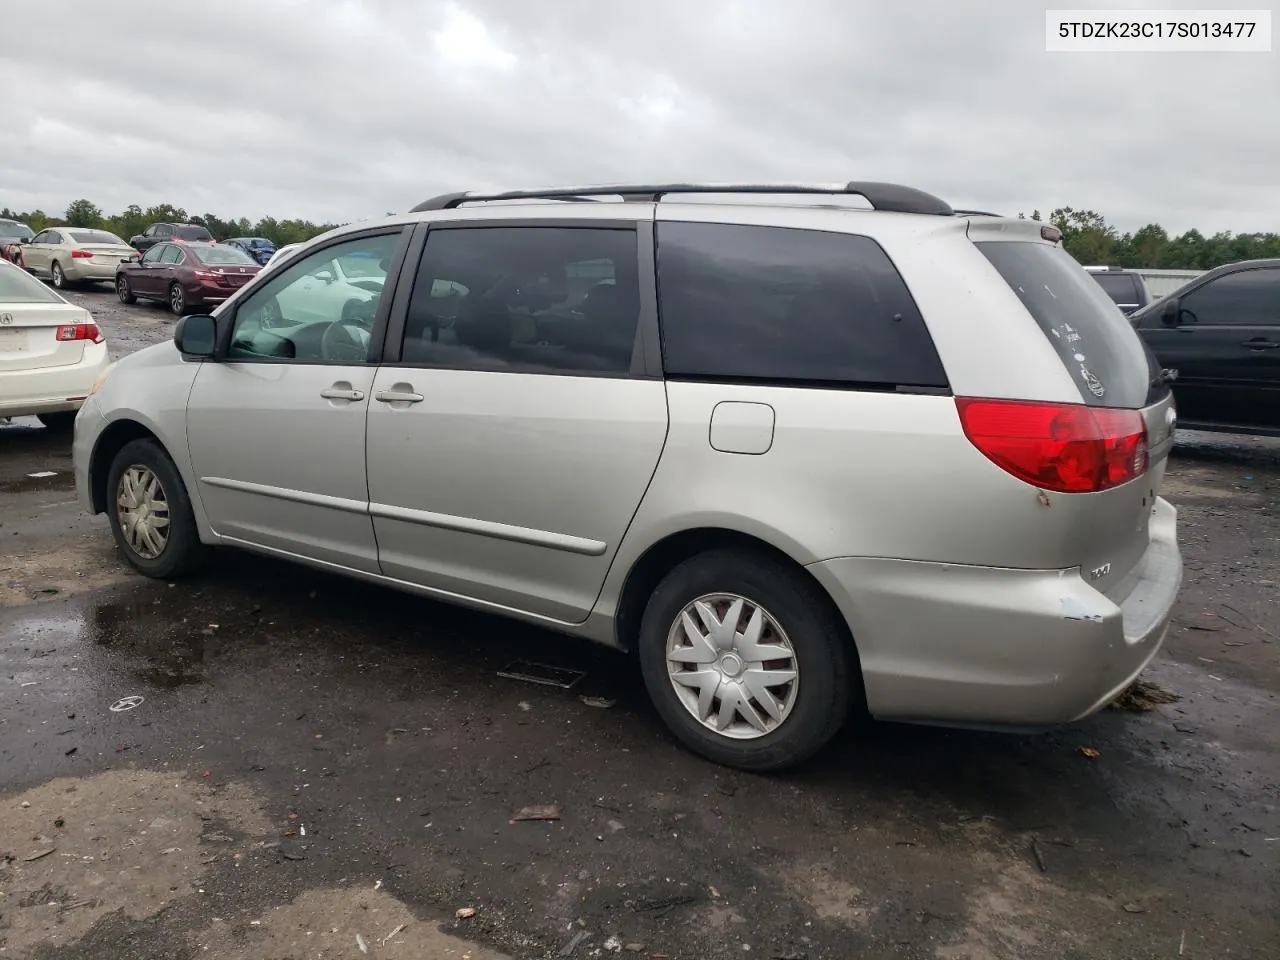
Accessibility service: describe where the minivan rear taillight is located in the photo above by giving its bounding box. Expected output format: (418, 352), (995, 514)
(55, 322), (105, 344)
(955, 397), (1148, 493)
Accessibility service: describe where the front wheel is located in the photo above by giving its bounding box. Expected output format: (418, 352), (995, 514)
(51, 261), (67, 289)
(106, 439), (205, 578)
(638, 549), (857, 771)
(168, 282), (187, 316)
(116, 275), (137, 304)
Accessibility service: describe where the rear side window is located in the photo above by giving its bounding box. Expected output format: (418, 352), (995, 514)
(977, 242), (1154, 408)
(656, 222), (947, 389)
(1092, 272), (1142, 306)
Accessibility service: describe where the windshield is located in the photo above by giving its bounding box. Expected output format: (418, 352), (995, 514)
(193, 244), (258, 265)
(0, 221), (34, 241)
(0, 263), (62, 303)
(69, 229), (126, 245)
(174, 225), (214, 240)
(977, 241), (1155, 408)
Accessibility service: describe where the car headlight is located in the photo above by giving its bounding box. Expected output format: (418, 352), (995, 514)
(89, 362), (117, 396)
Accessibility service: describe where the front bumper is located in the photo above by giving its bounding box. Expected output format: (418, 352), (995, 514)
(73, 395), (107, 513)
(806, 497), (1182, 727)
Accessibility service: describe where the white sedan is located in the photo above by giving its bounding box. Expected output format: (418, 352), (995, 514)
(0, 258), (110, 430)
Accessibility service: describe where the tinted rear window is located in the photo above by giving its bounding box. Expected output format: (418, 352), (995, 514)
(194, 244), (257, 265)
(1092, 272), (1141, 305)
(175, 225), (213, 240)
(978, 242), (1154, 408)
(656, 222), (948, 389)
(0, 263), (61, 303)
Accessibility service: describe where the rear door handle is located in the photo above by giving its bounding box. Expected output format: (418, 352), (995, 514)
(1241, 338), (1279, 349)
(320, 386), (365, 401)
(375, 388), (424, 404)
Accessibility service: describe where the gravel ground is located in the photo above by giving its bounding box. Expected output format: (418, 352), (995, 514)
(0, 283), (1276, 960)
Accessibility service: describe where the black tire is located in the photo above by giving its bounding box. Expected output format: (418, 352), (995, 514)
(168, 282), (186, 316)
(638, 549), (857, 772)
(105, 438), (205, 578)
(37, 411), (77, 432)
(116, 275), (137, 304)
(51, 261), (68, 289)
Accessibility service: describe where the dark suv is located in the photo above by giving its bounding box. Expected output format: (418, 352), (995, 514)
(1084, 266), (1151, 315)
(129, 222), (214, 253)
(1132, 258), (1280, 436)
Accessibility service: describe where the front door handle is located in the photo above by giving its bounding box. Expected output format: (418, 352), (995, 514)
(320, 385), (365, 401)
(1241, 338), (1279, 350)
(375, 387), (424, 404)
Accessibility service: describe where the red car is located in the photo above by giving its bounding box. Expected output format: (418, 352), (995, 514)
(115, 240), (261, 315)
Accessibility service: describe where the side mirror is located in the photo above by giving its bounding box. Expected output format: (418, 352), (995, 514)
(19, 237), (29, 244)
(1160, 298), (1181, 327)
(313, 269), (335, 283)
(175, 314), (217, 358)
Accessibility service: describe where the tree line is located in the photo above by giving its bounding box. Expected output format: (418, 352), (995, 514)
(1, 200), (341, 248)
(4, 198), (1277, 271)
(1022, 207), (1280, 271)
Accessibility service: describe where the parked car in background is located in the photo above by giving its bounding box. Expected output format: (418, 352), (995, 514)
(224, 237), (277, 265)
(115, 241), (261, 315)
(264, 242), (303, 267)
(19, 227), (137, 289)
(1, 218), (34, 264)
(0, 257), (110, 430)
(129, 222), (215, 253)
(1132, 258), (1280, 436)
(1084, 265), (1152, 315)
(74, 180), (1181, 771)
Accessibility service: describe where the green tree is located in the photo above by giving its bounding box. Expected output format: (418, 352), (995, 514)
(64, 199), (103, 228)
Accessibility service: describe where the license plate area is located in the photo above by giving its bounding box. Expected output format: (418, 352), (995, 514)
(0, 328), (28, 352)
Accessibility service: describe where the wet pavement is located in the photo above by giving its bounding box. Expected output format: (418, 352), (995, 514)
(1, 286), (1278, 959)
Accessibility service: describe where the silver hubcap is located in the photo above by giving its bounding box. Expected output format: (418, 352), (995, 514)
(116, 465), (170, 560)
(118, 278), (128, 299)
(171, 287), (183, 310)
(666, 593), (800, 740)
(53, 265), (63, 285)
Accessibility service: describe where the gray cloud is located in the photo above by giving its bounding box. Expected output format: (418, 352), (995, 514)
(2, 0), (1275, 234)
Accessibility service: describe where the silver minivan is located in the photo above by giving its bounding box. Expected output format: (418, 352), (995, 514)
(73, 182), (1181, 771)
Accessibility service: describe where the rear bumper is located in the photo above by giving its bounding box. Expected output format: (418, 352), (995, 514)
(65, 259), (130, 281)
(807, 497), (1182, 727)
(0, 345), (110, 418)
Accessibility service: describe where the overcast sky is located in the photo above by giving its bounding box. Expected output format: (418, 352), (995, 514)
(2, 0), (1275, 235)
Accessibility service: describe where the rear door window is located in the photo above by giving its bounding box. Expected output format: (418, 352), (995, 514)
(977, 242), (1156, 408)
(175, 225), (213, 241)
(655, 222), (948, 389)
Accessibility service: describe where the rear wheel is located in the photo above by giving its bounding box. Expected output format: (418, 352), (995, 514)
(37, 411), (77, 432)
(116, 275), (136, 304)
(106, 439), (205, 578)
(638, 549), (856, 771)
(168, 282), (186, 316)
(50, 261), (67, 289)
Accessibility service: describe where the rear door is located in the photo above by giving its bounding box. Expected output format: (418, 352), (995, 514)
(0, 265), (92, 381)
(1140, 266), (1280, 430)
(365, 218), (668, 623)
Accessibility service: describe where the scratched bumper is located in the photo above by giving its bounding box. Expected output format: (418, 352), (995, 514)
(806, 497), (1181, 727)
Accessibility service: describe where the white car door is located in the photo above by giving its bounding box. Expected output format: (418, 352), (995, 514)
(183, 228), (409, 571)
(364, 219), (668, 623)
